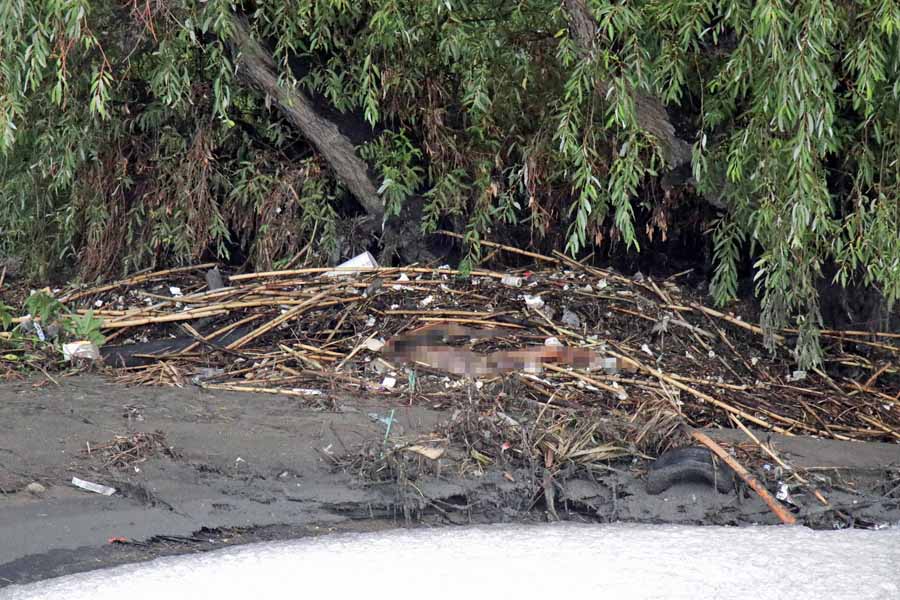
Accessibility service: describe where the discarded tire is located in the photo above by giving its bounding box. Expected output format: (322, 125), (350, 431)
(645, 446), (735, 495)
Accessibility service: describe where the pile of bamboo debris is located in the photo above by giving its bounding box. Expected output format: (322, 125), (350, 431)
(52, 255), (900, 444)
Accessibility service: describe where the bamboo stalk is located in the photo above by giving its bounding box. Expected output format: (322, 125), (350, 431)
(857, 414), (900, 441)
(279, 344), (324, 370)
(199, 383), (325, 397)
(226, 289), (350, 350)
(417, 317), (526, 328)
(544, 363), (628, 398)
(689, 303), (786, 343)
(101, 309), (230, 329)
(61, 263), (217, 303)
(688, 428), (797, 525)
(290, 342), (344, 357)
(436, 230), (561, 265)
(383, 310), (496, 317)
(609, 350), (789, 434)
(228, 266), (506, 282)
(177, 313), (266, 356)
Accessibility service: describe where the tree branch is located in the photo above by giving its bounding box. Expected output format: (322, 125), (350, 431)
(229, 16), (384, 222)
(561, 0), (693, 169)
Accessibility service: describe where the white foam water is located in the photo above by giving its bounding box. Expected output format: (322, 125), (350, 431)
(3, 523), (899, 600)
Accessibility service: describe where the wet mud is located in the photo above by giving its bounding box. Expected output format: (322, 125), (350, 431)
(1, 376), (897, 587)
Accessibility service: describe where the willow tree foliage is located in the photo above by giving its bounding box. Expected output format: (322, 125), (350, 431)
(1, 0), (898, 367)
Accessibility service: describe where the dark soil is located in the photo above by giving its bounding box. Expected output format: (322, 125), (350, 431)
(1, 375), (898, 588)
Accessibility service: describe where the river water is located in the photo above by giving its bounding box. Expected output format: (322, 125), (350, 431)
(3, 523), (899, 600)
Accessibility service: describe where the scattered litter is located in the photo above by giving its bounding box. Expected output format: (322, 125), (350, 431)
(397, 273), (410, 282)
(632, 271), (645, 282)
(364, 337), (385, 352)
(788, 370), (807, 382)
(598, 357), (620, 375)
(94, 299), (104, 308)
(652, 316), (669, 335)
(561, 309), (581, 328)
(192, 367), (224, 384)
(368, 411), (395, 429)
(364, 278), (383, 297)
(33, 257), (898, 451)
(205, 267), (225, 291)
(497, 412), (520, 427)
(25, 482), (46, 495)
(289, 388), (323, 396)
(523, 294), (545, 309)
(381, 376), (397, 390)
(168, 286), (183, 297)
(325, 251), (378, 277)
(63, 341), (100, 362)
(776, 482), (796, 505)
(72, 477), (116, 496)
(403, 445), (444, 460)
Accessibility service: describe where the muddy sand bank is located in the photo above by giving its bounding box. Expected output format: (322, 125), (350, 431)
(1, 376), (898, 586)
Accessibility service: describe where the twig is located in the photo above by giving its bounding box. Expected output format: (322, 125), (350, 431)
(543, 364), (628, 399)
(335, 331), (378, 371)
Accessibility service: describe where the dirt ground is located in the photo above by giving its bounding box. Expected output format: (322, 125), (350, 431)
(1, 375), (898, 587)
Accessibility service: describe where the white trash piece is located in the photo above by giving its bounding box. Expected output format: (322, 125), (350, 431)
(71, 477), (116, 496)
(501, 275), (523, 288)
(325, 251), (379, 277)
(63, 341), (100, 362)
(364, 337), (385, 352)
(523, 294), (545, 309)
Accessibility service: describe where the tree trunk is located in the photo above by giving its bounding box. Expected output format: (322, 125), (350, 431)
(561, 0), (693, 170)
(229, 17), (385, 223)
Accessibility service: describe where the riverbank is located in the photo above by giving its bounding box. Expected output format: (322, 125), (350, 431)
(1, 375), (897, 587)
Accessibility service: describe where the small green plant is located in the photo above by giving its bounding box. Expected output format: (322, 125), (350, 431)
(18, 292), (106, 348)
(23, 291), (65, 326)
(0, 302), (12, 330)
(64, 310), (107, 347)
